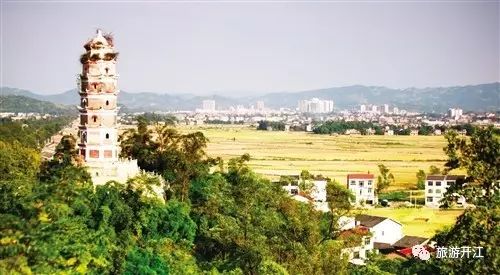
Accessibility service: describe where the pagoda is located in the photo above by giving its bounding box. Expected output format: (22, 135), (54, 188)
(77, 29), (139, 184)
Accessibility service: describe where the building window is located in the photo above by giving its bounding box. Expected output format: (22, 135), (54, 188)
(106, 100), (109, 106)
(359, 181), (364, 187)
(368, 188), (372, 193)
(92, 116), (97, 123)
(105, 133), (109, 139)
(436, 189), (441, 194)
(381, 231), (384, 236)
(427, 197), (433, 202)
(368, 180), (372, 185)
(104, 150), (113, 158)
(428, 189), (433, 193)
(350, 180), (356, 185)
(427, 181), (433, 186)
(353, 251), (360, 259)
(105, 67), (109, 74)
(447, 181), (454, 186)
(436, 181), (442, 186)
(364, 237), (370, 245)
(89, 150), (99, 158)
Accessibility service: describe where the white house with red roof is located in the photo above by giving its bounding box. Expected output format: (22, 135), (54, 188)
(347, 173), (378, 205)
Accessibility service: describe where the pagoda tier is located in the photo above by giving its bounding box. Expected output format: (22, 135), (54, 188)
(77, 29), (120, 163)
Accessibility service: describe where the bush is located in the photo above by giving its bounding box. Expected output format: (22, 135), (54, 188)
(378, 191), (409, 201)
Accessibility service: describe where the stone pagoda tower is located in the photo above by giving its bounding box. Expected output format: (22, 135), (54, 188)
(77, 29), (139, 184)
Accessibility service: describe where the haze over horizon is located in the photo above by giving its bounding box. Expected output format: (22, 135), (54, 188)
(1, 1), (499, 95)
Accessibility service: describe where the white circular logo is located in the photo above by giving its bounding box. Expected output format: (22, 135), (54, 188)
(411, 245), (430, 260)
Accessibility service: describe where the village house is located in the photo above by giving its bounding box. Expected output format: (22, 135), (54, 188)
(347, 174), (378, 205)
(340, 215), (430, 259)
(281, 180), (329, 212)
(355, 214), (403, 249)
(425, 175), (466, 207)
(339, 225), (375, 265)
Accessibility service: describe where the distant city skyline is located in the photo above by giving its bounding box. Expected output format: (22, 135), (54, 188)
(1, 1), (499, 95)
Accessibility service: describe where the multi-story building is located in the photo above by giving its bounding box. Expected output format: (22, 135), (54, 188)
(256, 100), (265, 111)
(347, 174), (377, 205)
(360, 104), (366, 112)
(425, 175), (465, 207)
(383, 104), (390, 114)
(77, 30), (140, 184)
(298, 98), (334, 113)
(202, 100), (216, 112)
(448, 108), (463, 119)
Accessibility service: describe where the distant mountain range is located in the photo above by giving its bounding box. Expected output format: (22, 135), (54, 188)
(1, 83), (499, 113)
(0, 95), (75, 115)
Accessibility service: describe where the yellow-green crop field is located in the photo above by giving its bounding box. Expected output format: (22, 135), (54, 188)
(179, 125), (463, 190)
(362, 208), (463, 237)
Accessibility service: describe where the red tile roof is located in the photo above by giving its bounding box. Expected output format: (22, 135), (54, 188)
(347, 174), (375, 180)
(339, 226), (370, 239)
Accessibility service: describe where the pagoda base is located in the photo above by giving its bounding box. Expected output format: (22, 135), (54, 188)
(87, 158), (141, 185)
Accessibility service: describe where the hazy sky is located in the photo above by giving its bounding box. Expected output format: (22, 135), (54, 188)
(1, 1), (499, 95)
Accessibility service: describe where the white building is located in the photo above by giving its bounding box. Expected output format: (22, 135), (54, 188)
(355, 214), (403, 246)
(383, 104), (390, 114)
(347, 174), (377, 205)
(281, 182), (329, 212)
(256, 101), (265, 111)
(340, 225), (374, 265)
(360, 104), (366, 112)
(202, 100), (216, 112)
(298, 98), (334, 113)
(311, 180), (327, 202)
(425, 175), (466, 207)
(448, 108), (463, 119)
(371, 105), (378, 113)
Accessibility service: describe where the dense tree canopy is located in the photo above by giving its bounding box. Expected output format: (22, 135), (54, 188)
(2, 117), (498, 274)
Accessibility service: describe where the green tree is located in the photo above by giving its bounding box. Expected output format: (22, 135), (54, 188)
(408, 126), (500, 275)
(376, 164), (394, 194)
(429, 165), (441, 175)
(416, 169), (426, 189)
(322, 181), (355, 242)
(443, 126), (499, 206)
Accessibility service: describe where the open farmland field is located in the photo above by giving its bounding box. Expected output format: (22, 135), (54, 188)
(363, 208), (463, 237)
(178, 125), (458, 190)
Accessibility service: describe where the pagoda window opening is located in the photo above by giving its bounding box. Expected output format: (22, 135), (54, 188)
(105, 133), (109, 139)
(93, 116), (97, 123)
(106, 100), (109, 106)
(105, 67), (109, 74)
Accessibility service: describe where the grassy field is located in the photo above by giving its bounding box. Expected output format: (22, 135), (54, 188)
(179, 125), (454, 190)
(362, 208), (463, 237)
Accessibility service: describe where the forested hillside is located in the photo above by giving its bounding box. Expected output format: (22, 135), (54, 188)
(0, 95), (75, 115)
(0, 116), (498, 274)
